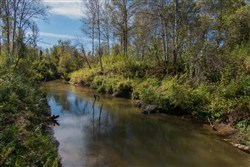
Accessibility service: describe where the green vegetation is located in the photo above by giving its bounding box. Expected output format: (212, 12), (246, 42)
(0, 72), (59, 166)
(16, 40), (82, 82)
(0, 0), (250, 162)
(70, 43), (250, 118)
(70, 41), (250, 145)
(69, 1), (250, 147)
(47, 40), (83, 80)
(0, 1), (62, 165)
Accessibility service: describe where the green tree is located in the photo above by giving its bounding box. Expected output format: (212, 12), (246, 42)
(225, 4), (250, 48)
(50, 40), (83, 79)
(0, 0), (48, 65)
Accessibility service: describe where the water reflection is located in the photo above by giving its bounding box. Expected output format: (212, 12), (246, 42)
(42, 81), (250, 167)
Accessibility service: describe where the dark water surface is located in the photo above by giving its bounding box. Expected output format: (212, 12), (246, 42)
(42, 81), (250, 167)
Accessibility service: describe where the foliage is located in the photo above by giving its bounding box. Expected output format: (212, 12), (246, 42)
(48, 40), (83, 79)
(0, 0), (48, 60)
(225, 5), (250, 47)
(0, 72), (59, 166)
(70, 67), (100, 86)
(1, 0), (250, 149)
(70, 47), (250, 125)
(10, 40), (83, 82)
(132, 78), (160, 101)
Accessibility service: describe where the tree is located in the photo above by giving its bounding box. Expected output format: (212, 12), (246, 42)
(101, 0), (113, 55)
(1, 0), (11, 58)
(0, 0), (48, 64)
(141, 0), (172, 63)
(79, 0), (249, 79)
(80, 44), (92, 69)
(0, 2), (3, 56)
(95, 0), (103, 71)
(82, 0), (103, 71)
(225, 5), (250, 47)
(109, 0), (139, 57)
(82, 0), (97, 57)
(50, 40), (82, 78)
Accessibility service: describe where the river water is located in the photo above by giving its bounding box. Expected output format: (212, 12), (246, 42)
(42, 81), (250, 167)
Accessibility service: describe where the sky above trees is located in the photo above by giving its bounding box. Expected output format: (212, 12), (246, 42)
(37, 0), (83, 48)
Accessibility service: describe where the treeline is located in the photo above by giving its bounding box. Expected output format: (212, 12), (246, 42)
(81, 0), (250, 77)
(35, 40), (84, 81)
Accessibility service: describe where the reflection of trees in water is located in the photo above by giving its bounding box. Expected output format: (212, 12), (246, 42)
(47, 93), (70, 112)
(89, 98), (118, 140)
(82, 100), (133, 166)
(48, 90), (118, 137)
(45, 84), (248, 167)
(91, 98), (102, 139)
(49, 90), (191, 166)
(82, 106), (200, 166)
(49, 88), (218, 166)
(48, 91), (91, 114)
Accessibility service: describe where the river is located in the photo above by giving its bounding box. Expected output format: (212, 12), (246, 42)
(42, 81), (250, 167)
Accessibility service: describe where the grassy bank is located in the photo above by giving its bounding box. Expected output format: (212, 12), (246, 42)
(70, 45), (250, 147)
(0, 72), (60, 166)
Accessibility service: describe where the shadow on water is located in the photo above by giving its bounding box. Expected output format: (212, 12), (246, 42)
(42, 81), (250, 167)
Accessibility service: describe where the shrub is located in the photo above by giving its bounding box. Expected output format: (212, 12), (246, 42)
(70, 67), (99, 85)
(132, 78), (160, 100)
(112, 79), (133, 98)
(0, 72), (59, 166)
(91, 75), (104, 89)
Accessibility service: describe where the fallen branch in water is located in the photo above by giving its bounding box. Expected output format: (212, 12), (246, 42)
(50, 115), (59, 121)
(208, 117), (217, 131)
(50, 115), (59, 120)
(49, 115), (60, 126)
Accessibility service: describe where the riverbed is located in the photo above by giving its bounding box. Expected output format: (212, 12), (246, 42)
(42, 81), (250, 167)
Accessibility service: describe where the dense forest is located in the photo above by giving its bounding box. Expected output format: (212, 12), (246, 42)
(0, 0), (250, 166)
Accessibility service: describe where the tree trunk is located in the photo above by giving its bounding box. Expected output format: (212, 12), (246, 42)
(105, 0), (110, 55)
(173, 0), (178, 64)
(123, 0), (128, 57)
(107, 32), (110, 55)
(81, 45), (91, 69)
(12, 0), (17, 57)
(92, 20), (95, 56)
(4, 0), (11, 59)
(97, 0), (103, 71)
(0, 2), (2, 56)
(161, 17), (167, 64)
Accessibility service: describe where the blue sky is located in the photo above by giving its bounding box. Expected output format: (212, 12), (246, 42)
(36, 0), (84, 49)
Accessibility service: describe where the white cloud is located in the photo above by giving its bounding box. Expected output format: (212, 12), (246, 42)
(43, 0), (83, 19)
(39, 32), (77, 39)
(44, 0), (81, 2)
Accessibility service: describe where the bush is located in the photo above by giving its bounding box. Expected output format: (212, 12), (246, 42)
(91, 75), (104, 89)
(0, 72), (59, 166)
(70, 67), (99, 86)
(132, 78), (160, 100)
(69, 48), (250, 130)
(112, 79), (133, 98)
